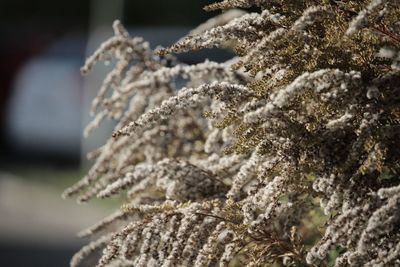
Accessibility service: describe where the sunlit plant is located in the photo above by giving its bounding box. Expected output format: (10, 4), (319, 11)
(64, 1), (400, 266)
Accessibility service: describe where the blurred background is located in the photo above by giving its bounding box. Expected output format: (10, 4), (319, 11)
(0, 0), (233, 266)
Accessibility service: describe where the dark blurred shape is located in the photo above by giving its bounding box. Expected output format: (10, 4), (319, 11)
(4, 34), (85, 161)
(1, 0), (218, 27)
(0, 242), (80, 267)
(123, 0), (218, 25)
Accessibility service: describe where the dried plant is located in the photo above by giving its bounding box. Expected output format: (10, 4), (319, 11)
(64, 1), (400, 266)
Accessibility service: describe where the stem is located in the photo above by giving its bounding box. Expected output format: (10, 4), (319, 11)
(373, 26), (400, 45)
(194, 212), (238, 224)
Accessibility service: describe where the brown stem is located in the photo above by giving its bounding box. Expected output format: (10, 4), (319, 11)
(372, 26), (400, 44)
(194, 212), (238, 224)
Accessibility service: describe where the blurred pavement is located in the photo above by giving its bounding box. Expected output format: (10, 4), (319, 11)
(0, 172), (112, 267)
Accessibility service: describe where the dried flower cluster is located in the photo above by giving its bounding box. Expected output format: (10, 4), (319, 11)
(64, 1), (400, 266)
